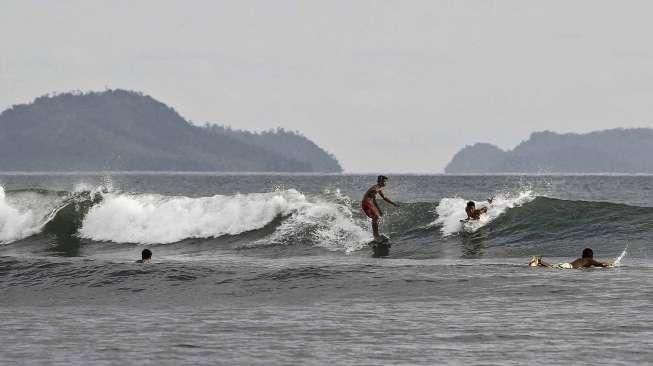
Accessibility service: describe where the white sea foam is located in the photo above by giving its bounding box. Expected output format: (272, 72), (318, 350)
(0, 186), (61, 243)
(265, 195), (371, 253)
(612, 246), (627, 266)
(79, 189), (372, 249)
(434, 190), (535, 236)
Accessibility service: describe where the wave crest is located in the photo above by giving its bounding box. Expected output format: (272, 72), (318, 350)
(434, 190), (535, 236)
(0, 186), (69, 243)
(78, 189), (372, 248)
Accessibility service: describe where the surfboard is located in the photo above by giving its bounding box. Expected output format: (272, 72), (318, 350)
(368, 234), (390, 247)
(529, 246), (627, 269)
(369, 235), (391, 257)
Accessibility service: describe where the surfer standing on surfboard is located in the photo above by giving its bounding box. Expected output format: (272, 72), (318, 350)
(362, 175), (399, 242)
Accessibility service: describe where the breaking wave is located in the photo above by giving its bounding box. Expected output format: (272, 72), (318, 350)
(0, 186), (69, 243)
(1, 183), (651, 258)
(78, 189), (371, 250)
(434, 190), (535, 236)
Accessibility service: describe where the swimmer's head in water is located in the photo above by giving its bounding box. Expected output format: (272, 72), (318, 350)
(377, 175), (388, 186)
(142, 249), (152, 261)
(582, 248), (594, 258)
(466, 201), (475, 209)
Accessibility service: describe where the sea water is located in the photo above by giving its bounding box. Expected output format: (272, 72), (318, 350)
(1, 174), (651, 365)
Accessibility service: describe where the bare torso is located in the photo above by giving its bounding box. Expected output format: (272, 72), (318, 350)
(466, 207), (487, 220)
(569, 257), (609, 269)
(363, 185), (382, 203)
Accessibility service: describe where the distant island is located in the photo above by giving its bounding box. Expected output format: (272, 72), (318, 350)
(445, 128), (653, 174)
(0, 90), (342, 172)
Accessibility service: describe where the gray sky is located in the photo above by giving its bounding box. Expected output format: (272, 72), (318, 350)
(2, 0), (653, 173)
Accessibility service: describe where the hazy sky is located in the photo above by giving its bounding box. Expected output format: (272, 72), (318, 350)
(2, 0), (653, 173)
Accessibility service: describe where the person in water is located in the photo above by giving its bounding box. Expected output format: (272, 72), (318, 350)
(529, 247), (613, 269)
(465, 200), (490, 220)
(362, 175), (399, 241)
(136, 249), (152, 263)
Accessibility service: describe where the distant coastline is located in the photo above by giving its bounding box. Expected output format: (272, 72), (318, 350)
(444, 128), (653, 174)
(0, 90), (342, 173)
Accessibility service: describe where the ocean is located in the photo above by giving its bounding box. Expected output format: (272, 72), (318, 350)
(1, 173), (651, 365)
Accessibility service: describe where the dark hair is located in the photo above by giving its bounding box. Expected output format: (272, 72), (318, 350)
(377, 175), (388, 184)
(142, 249), (152, 260)
(581, 248), (593, 258)
(466, 201), (475, 209)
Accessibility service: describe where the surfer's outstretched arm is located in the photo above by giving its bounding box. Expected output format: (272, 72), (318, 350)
(379, 191), (399, 207)
(592, 259), (613, 268)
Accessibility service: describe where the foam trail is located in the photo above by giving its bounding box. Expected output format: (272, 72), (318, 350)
(434, 190), (535, 236)
(612, 246), (627, 266)
(265, 197), (371, 253)
(79, 189), (371, 248)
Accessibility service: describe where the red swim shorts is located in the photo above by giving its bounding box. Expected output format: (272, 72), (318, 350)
(361, 200), (380, 220)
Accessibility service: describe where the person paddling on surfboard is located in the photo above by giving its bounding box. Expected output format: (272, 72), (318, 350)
(362, 175), (399, 242)
(529, 247), (613, 269)
(464, 199), (492, 221)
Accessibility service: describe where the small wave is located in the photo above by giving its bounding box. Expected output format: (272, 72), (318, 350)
(434, 190), (535, 236)
(483, 197), (653, 250)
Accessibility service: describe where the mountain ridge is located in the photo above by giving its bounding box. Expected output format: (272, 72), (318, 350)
(0, 90), (342, 172)
(445, 128), (653, 173)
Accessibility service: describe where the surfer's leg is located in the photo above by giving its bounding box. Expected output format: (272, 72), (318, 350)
(363, 200), (382, 240)
(372, 218), (380, 240)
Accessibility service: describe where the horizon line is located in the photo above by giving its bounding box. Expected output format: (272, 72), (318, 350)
(3, 170), (653, 177)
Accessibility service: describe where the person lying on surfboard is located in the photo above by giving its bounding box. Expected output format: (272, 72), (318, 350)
(529, 247), (613, 269)
(464, 199), (492, 220)
(362, 175), (399, 242)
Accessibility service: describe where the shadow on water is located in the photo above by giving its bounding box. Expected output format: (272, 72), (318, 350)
(371, 242), (391, 258)
(42, 205), (83, 256)
(460, 228), (488, 258)
(42, 192), (102, 257)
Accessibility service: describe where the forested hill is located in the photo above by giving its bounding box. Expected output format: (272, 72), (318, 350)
(203, 125), (342, 173)
(444, 128), (653, 174)
(0, 90), (342, 172)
